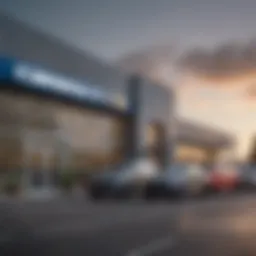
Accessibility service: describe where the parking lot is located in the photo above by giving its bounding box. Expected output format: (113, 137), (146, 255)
(1, 192), (256, 255)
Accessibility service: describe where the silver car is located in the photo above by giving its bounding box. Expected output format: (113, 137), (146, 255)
(238, 164), (256, 190)
(144, 163), (208, 199)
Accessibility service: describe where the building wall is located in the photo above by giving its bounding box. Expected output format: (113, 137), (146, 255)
(129, 75), (174, 166)
(0, 12), (128, 102)
(177, 120), (234, 148)
(0, 12), (175, 167)
(175, 120), (235, 163)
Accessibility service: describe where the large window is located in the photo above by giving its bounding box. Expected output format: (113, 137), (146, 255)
(56, 105), (126, 170)
(0, 135), (23, 172)
(175, 144), (214, 163)
(0, 90), (127, 174)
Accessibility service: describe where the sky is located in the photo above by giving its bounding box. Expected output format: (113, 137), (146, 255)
(1, 0), (256, 159)
(1, 0), (256, 61)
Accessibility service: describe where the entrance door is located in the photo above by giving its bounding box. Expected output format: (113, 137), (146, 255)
(146, 122), (167, 168)
(23, 130), (60, 193)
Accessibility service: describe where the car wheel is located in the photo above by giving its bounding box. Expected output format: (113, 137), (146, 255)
(113, 189), (133, 200)
(202, 185), (215, 196)
(239, 182), (256, 192)
(144, 189), (158, 200)
(186, 183), (203, 198)
(144, 185), (163, 200)
(88, 186), (108, 200)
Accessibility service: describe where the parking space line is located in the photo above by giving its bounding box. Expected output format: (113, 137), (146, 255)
(125, 235), (175, 256)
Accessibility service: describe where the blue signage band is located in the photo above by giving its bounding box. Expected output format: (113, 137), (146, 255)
(0, 56), (128, 111)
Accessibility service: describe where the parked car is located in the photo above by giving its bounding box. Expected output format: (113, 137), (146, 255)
(144, 163), (208, 200)
(206, 162), (239, 193)
(88, 156), (160, 200)
(237, 164), (256, 191)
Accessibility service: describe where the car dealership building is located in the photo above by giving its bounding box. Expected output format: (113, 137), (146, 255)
(0, 13), (234, 196)
(0, 12), (174, 195)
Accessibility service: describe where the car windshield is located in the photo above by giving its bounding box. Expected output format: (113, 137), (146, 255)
(167, 164), (188, 177)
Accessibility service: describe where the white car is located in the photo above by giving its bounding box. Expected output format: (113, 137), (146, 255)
(144, 163), (208, 199)
(238, 164), (256, 190)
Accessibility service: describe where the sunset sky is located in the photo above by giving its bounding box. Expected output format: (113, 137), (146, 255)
(1, 0), (256, 159)
(176, 75), (256, 159)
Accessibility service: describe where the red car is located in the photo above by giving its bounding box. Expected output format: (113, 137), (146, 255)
(207, 164), (239, 193)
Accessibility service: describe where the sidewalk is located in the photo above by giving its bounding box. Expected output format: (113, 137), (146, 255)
(0, 187), (87, 204)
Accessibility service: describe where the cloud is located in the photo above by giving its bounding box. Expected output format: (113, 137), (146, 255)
(117, 44), (175, 74)
(117, 39), (256, 86)
(117, 44), (185, 87)
(177, 39), (256, 81)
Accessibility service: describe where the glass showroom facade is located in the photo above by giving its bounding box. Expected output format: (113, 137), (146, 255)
(0, 91), (127, 184)
(0, 57), (131, 191)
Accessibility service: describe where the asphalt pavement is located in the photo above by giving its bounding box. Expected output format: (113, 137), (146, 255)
(2, 193), (256, 256)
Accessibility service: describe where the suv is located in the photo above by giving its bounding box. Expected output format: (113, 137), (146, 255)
(88, 157), (160, 200)
(238, 164), (256, 191)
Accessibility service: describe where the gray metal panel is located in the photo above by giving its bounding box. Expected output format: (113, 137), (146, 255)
(0, 12), (128, 98)
(177, 119), (234, 148)
(133, 76), (174, 164)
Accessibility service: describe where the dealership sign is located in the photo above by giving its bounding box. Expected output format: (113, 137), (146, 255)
(0, 57), (128, 111)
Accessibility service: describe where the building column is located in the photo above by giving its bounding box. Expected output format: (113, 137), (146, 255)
(127, 74), (141, 159)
